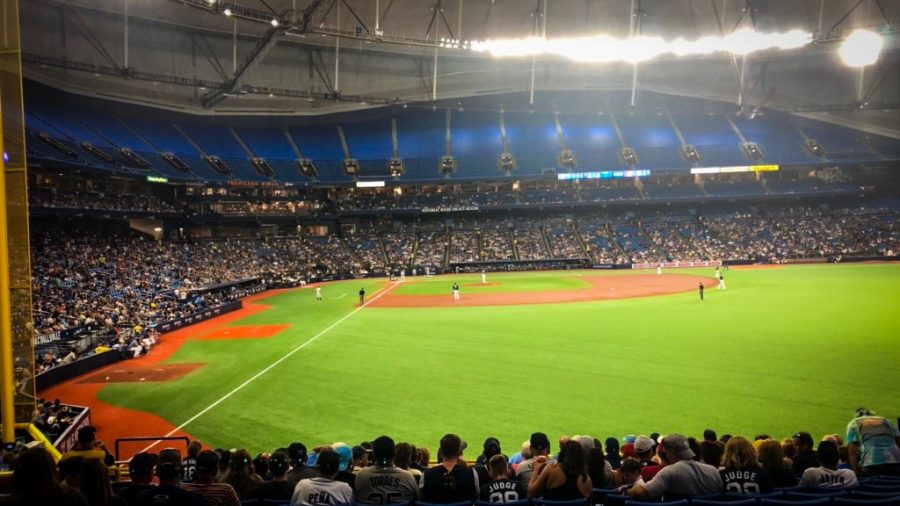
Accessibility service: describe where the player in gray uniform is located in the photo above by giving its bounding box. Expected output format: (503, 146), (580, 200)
(354, 436), (419, 505)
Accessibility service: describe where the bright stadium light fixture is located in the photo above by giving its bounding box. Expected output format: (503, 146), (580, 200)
(469, 29), (811, 63)
(223, 8), (232, 16)
(271, 18), (279, 27)
(839, 29), (883, 67)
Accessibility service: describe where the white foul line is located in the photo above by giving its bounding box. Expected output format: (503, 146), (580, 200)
(138, 282), (398, 453)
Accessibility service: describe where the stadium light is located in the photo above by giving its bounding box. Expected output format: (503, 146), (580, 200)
(839, 29), (883, 67)
(223, 8), (232, 16)
(271, 18), (279, 27)
(469, 29), (811, 63)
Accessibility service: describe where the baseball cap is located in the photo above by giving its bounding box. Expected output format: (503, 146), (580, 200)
(307, 452), (319, 468)
(128, 452), (157, 478)
(634, 436), (654, 454)
(662, 434), (695, 460)
(623, 434), (637, 444)
(288, 442), (308, 465)
(530, 432), (550, 451)
(77, 426), (97, 444)
(352, 445), (367, 460)
(855, 407), (874, 418)
(334, 444), (352, 471)
(196, 450), (219, 473)
(575, 436), (595, 451)
(792, 432), (814, 449)
(483, 437), (501, 458)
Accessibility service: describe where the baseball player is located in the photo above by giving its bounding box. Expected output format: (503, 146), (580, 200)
(452, 282), (460, 301)
(717, 272), (726, 290)
(657, 263), (662, 275)
(699, 282), (704, 301)
(359, 287), (366, 305)
(481, 270), (487, 284)
(316, 286), (322, 301)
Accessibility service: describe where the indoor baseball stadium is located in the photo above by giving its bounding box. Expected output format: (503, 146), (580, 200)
(0, 0), (899, 505)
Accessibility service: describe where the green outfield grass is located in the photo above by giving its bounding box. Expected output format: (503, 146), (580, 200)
(98, 264), (900, 454)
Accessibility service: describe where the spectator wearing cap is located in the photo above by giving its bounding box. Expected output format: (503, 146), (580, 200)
(254, 451), (294, 502)
(626, 434), (722, 501)
(287, 443), (317, 488)
(846, 407), (900, 476)
(528, 440), (592, 500)
(182, 450), (241, 506)
(641, 437), (670, 482)
(605, 438), (622, 470)
(354, 436), (418, 504)
(422, 434), (479, 503)
(290, 450), (354, 506)
(223, 449), (262, 499)
(516, 432), (552, 489)
(634, 436), (656, 468)
(475, 437), (506, 485)
(333, 444), (357, 487)
(351, 445), (370, 473)
(114, 452), (157, 503)
(133, 449), (207, 506)
(791, 432), (819, 475)
(60, 426), (115, 467)
(800, 441), (858, 488)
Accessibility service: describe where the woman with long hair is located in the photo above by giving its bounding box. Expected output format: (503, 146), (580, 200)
(74, 458), (126, 506)
(224, 448), (263, 499)
(528, 440), (593, 500)
(758, 439), (797, 488)
(719, 436), (773, 495)
(3, 447), (87, 506)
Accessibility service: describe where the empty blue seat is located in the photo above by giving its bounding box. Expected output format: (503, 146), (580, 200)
(475, 500), (529, 506)
(416, 502), (473, 506)
(535, 499), (589, 506)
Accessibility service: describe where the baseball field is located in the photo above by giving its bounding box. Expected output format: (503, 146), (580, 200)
(45, 263), (900, 457)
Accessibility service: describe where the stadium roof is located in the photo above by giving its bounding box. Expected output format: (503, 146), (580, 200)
(19, 0), (900, 137)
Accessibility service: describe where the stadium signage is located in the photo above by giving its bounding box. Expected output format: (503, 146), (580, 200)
(690, 164), (780, 174)
(421, 205), (479, 213)
(146, 176), (169, 183)
(356, 181), (386, 188)
(33, 325), (89, 346)
(156, 300), (242, 333)
(558, 170), (650, 181)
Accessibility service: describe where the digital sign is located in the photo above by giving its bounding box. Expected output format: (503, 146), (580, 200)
(558, 169), (650, 181)
(690, 164), (779, 174)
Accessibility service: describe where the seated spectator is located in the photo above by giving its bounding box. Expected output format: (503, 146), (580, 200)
(527, 440), (592, 500)
(479, 454), (525, 503)
(60, 426), (115, 467)
(757, 439), (796, 488)
(290, 450), (354, 506)
(422, 434), (478, 503)
(223, 449), (262, 499)
(354, 435), (418, 504)
(332, 444), (357, 487)
(287, 442), (316, 488)
(516, 432), (551, 489)
(617, 457), (645, 493)
(394, 442), (423, 485)
(586, 443), (615, 488)
(699, 440), (724, 468)
(181, 440), (202, 483)
(627, 434), (722, 501)
(133, 448), (206, 506)
(3, 446), (87, 506)
(72, 457), (127, 506)
(800, 441), (858, 489)
(113, 452), (157, 503)
(474, 438), (504, 486)
(254, 451), (294, 502)
(719, 436), (773, 495)
(182, 450), (241, 506)
(791, 432), (820, 475)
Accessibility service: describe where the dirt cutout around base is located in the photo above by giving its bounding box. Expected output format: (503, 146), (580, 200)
(199, 324), (292, 340)
(369, 273), (715, 308)
(78, 363), (204, 384)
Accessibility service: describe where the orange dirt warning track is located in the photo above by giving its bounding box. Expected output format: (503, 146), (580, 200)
(369, 273), (715, 308)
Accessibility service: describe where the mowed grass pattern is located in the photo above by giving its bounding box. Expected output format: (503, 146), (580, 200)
(98, 265), (900, 454)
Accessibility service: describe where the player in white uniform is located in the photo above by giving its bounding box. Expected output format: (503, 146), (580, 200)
(452, 282), (460, 301)
(400, 269), (406, 281)
(315, 286), (322, 301)
(657, 263), (662, 275)
(717, 270), (726, 290)
(481, 270), (487, 284)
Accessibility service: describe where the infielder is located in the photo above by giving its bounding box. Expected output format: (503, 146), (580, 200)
(452, 282), (460, 301)
(481, 270), (487, 284)
(315, 286), (322, 301)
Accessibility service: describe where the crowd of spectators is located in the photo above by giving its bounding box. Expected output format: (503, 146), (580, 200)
(3, 408), (899, 505)
(30, 189), (178, 213)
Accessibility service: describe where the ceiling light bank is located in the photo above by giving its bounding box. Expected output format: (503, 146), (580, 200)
(470, 29), (811, 63)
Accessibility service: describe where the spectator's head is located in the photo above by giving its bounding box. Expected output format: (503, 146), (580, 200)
(195, 450), (220, 480)
(699, 440), (724, 468)
(521, 441), (533, 460)
(722, 436), (757, 470)
(688, 437), (701, 462)
(269, 451), (290, 479)
(77, 425), (97, 447)
(417, 447), (431, 467)
(703, 429), (717, 442)
(661, 434), (695, 463)
(823, 434), (843, 447)
(128, 452), (157, 483)
(575, 436), (595, 451)
(605, 437), (620, 458)
(817, 441), (840, 469)
(11, 447), (62, 496)
(621, 457), (642, 485)
(334, 444), (352, 472)
(75, 457), (114, 506)
(156, 449), (183, 484)
(372, 436), (395, 467)
(482, 437), (502, 462)
(227, 449), (254, 477)
(288, 442), (308, 467)
(488, 454), (510, 480)
(352, 445), (369, 468)
(187, 440), (203, 459)
(530, 432), (551, 457)
(394, 442), (414, 470)
(316, 450), (341, 479)
(559, 440), (586, 478)
(720, 434), (732, 445)
(634, 436), (654, 460)
(758, 439), (787, 472)
(252, 454), (269, 478)
(792, 432), (814, 452)
(439, 434), (464, 462)
(781, 438), (796, 459)
(855, 407), (874, 418)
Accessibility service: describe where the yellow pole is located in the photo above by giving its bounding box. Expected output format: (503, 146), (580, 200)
(0, 108), (14, 446)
